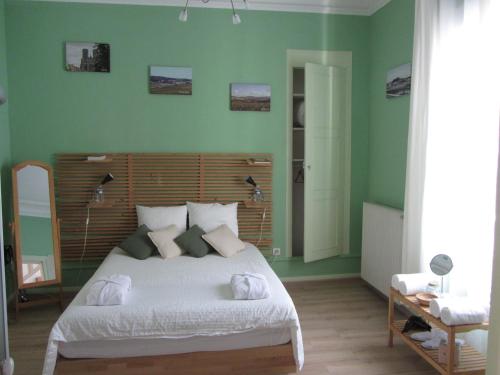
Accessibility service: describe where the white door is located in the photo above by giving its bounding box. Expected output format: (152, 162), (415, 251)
(304, 63), (347, 262)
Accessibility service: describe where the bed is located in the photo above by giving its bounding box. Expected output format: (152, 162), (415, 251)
(43, 243), (303, 375)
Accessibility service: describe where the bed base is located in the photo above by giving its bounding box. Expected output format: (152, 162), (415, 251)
(55, 342), (296, 375)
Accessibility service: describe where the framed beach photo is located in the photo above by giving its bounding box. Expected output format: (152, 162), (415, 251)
(149, 66), (192, 95)
(65, 42), (110, 73)
(386, 63), (411, 98)
(230, 83), (271, 112)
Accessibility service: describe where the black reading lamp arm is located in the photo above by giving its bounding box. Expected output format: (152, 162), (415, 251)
(244, 175), (264, 201)
(101, 173), (114, 186)
(245, 175), (257, 187)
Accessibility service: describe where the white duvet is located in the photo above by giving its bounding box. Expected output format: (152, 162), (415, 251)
(43, 244), (304, 374)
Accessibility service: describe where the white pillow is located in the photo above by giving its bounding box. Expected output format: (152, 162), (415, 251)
(187, 201), (238, 236)
(202, 225), (245, 258)
(148, 225), (184, 258)
(136, 205), (187, 232)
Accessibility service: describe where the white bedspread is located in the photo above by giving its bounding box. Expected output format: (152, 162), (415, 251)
(43, 244), (303, 374)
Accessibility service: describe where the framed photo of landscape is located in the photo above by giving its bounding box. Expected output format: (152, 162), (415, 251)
(230, 83), (271, 112)
(65, 42), (110, 73)
(149, 66), (192, 95)
(386, 63), (411, 98)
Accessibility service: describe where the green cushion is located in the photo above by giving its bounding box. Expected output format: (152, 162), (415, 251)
(119, 224), (156, 260)
(174, 225), (212, 258)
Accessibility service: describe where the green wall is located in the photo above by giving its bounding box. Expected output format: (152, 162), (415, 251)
(5, 1), (372, 282)
(3, 0), (416, 283)
(0, 0), (10, 358)
(19, 216), (54, 257)
(0, 0), (14, 298)
(368, 0), (414, 209)
(0, 0), (10, 239)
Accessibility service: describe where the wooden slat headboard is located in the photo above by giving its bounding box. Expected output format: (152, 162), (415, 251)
(55, 153), (272, 260)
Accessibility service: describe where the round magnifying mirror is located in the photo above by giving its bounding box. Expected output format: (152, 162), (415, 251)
(430, 254), (453, 276)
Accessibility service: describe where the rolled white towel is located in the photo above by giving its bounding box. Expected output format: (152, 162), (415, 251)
(440, 301), (489, 326)
(86, 274), (132, 306)
(430, 297), (465, 318)
(231, 272), (271, 300)
(390, 274), (402, 290)
(391, 273), (434, 295)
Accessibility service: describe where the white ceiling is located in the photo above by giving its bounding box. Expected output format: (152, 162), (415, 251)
(25, 0), (392, 16)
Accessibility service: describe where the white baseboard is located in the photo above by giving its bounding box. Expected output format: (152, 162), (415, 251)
(280, 273), (360, 282)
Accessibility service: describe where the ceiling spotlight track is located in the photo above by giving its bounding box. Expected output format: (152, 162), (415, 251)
(178, 0), (246, 24)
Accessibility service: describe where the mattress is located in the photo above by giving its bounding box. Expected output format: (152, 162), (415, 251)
(59, 327), (291, 358)
(43, 244), (303, 375)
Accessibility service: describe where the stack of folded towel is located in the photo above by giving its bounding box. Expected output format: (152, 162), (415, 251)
(429, 297), (490, 325)
(86, 274), (132, 306)
(391, 273), (435, 295)
(231, 272), (271, 300)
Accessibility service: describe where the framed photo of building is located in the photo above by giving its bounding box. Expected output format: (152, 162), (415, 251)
(65, 42), (110, 73)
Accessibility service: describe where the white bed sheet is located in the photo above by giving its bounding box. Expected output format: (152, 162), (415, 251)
(59, 327), (291, 358)
(43, 244), (303, 374)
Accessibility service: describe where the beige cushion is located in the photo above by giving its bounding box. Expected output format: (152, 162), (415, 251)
(147, 225), (184, 259)
(202, 224), (245, 258)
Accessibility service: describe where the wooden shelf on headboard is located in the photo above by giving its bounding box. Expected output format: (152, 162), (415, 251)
(83, 156), (113, 163)
(56, 153), (273, 261)
(246, 158), (272, 166)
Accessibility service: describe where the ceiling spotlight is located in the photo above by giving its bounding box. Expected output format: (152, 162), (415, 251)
(230, 0), (241, 24)
(179, 0), (189, 22)
(178, 0), (245, 24)
(179, 8), (188, 22)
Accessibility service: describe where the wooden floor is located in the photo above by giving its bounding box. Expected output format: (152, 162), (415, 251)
(8, 278), (437, 375)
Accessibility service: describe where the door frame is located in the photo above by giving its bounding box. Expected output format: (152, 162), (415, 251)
(286, 49), (352, 258)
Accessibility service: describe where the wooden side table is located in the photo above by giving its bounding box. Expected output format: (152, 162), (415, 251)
(388, 288), (488, 375)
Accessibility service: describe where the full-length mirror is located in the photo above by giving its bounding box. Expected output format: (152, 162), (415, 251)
(12, 161), (61, 289)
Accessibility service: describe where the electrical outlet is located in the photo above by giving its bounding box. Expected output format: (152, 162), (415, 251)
(272, 248), (281, 256)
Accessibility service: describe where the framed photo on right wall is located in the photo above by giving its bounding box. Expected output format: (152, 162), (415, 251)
(386, 63), (411, 98)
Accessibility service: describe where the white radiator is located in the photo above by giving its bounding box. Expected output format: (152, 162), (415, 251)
(361, 202), (404, 297)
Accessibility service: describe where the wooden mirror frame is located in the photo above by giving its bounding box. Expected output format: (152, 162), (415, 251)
(12, 160), (62, 289)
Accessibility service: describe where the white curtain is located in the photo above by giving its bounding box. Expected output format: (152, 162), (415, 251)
(422, 0), (500, 300)
(402, 0), (438, 275)
(404, 0), (500, 291)
(403, 0), (500, 349)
